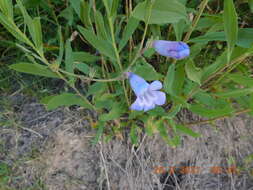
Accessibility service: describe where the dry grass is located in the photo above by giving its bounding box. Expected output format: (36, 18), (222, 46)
(1, 95), (253, 190)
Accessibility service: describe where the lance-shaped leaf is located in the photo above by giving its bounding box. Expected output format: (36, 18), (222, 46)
(9, 62), (59, 78)
(78, 26), (117, 61)
(223, 0), (238, 59)
(132, 0), (187, 24)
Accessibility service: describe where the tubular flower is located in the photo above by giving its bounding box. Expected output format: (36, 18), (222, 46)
(126, 72), (166, 112)
(153, 40), (190, 60)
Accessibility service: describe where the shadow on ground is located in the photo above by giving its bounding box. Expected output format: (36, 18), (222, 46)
(1, 94), (253, 190)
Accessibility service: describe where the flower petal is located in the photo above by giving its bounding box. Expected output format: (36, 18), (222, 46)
(149, 81), (163, 91)
(153, 91), (166, 105)
(128, 72), (149, 96)
(144, 103), (155, 112)
(153, 40), (190, 60)
(130, 98), (143, 111)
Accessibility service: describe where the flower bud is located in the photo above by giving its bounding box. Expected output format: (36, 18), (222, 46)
(153, 40), (190, 60)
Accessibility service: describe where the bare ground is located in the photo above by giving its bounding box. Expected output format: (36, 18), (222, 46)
(1, 93), (253, 190)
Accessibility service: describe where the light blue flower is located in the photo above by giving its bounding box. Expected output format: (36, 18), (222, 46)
(153, 40), (190, 60)
(126, 72), (166, 112)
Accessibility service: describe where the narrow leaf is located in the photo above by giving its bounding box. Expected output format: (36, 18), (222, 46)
(223, 0), (238, 58)
(176, 124), (201, 138)
(78, 26), (116, 61)
(0, 0), (13, 19)
(0, 13), (33, 46)
(185, 59), (202, 85)
(164, 64), (175, 95)
(132, 0), (187, 24)
(215, 88), (253, 98)
(190, 104), (234, 118)
(119, 17), (139, 51)
(44, 93), (93, 110)
(9, 62), (59, 78)
(91, 121), (105, 145)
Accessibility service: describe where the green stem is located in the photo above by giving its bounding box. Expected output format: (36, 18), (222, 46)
(183, 0), (209, 42)
(39, 53), (96, 111)
(202, 53), (249, 89)
(59, 69), (124, 82)
(107, 8), (130, 106)
(126, 1), (153, 71)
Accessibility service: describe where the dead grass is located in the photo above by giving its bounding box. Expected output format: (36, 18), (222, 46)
(1, 95), (253, 190)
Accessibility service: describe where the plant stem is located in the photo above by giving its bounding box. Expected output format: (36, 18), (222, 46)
(39, 54), (96, 110)
(107, 9), (130, 106)
(126, 1), (153, 71)
(59, 69), (124, 82)
(183, 0), (209, 42)
(202, 53), (249, 88)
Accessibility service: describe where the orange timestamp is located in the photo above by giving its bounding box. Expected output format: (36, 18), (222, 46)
(153, 165), (240, 175)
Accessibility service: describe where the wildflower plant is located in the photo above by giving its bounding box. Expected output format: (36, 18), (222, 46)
(1, 0), (253, 146)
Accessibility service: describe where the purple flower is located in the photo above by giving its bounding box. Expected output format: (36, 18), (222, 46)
(126, 72), (166, 112)
(153, 40), (190, 60)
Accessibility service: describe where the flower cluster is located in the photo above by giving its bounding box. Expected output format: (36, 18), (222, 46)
(127, 40), (190, 112)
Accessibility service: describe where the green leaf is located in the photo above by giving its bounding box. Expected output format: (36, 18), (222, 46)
(249, 0), (253, 13)
(9, 62), (59, 78)
(223, 0), (238, 58)
(215, 88), (253, 98)
(164, 64), (175, 95)
(95, 93), (115, 109)
(157, 120), (175, 147)
(87, 82), (107, 96)
(80, 1), (92, 28)
(119, 17), (139, 51)
(173, 64), (185, 95)
(202, 46), (249, 82)
(69, 0), (81, 17)
(236, 28), (253, 48)
(244, 153), (253, 164)
(102, 0), (111, 14)
(147, 107), (166, 116)
(110, 0), (119, 18)
(133, 59), (162, 81)
(202, 49), (228, 81)
(94, 10), (108, 40)
(31, 17), (43, 51)
(130, 125), (138, 145)
(59, 7), (74, 26)
(193, 91), (218, 107)
(185, 59), (202, 85)
(190, 32), (225, 43)
(75, 63), (90, 75)
(175, 124), (201, 138)
(228, 74), (253, 87)
(173, 19), (187, 41)
(78, 26), (116, 61)
(0, 13), (33, 46)
(73, 52), (99, 63)
(91, 121), (105, 145)
(65, 40), (74, 73)
(132, 0), (187, 24)
(190, 104), (234, 118)
(190, 29), (253, 48)
(166, 104), (182, 119)
(0, 0), (13, 19)
(17, 0), (41, 49)
(56, 27), (64, 67)
(99, 103), (126, 121)
(44, 93), (93, 110)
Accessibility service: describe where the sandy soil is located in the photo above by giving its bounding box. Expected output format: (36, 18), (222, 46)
(1, 93), (253, 190)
